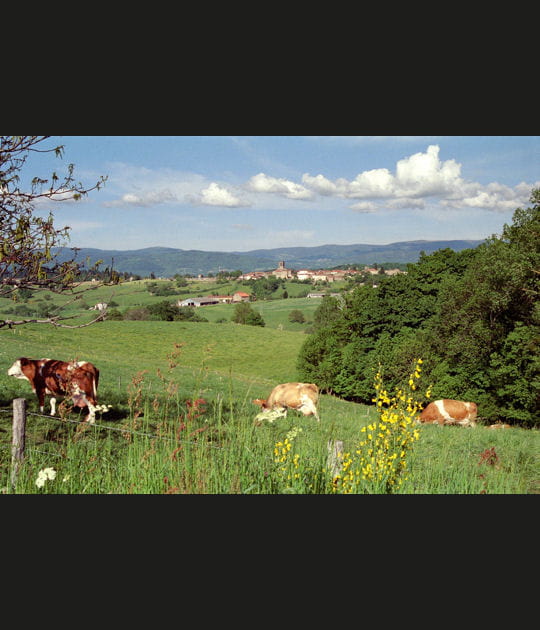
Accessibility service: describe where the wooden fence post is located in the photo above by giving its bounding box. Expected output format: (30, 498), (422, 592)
(10, 398), (27, 491)
(327, 439), (344, 479)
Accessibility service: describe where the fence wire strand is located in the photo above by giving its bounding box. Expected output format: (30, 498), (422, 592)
(0, 405), (224, 451)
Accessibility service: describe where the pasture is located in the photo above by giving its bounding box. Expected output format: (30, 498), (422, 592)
(0, 283), (538, 494)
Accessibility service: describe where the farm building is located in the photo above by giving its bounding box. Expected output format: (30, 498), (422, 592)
(178, 291), (250, 308)
(178, 297), (220, 307)
(232, 291), (250, 302)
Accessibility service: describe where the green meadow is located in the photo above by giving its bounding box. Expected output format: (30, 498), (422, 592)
(0, 280), (538, 494)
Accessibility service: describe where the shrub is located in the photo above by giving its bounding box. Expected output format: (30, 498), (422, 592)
(231, 302), (265, 327)
(331, 359), (424, 493)
(123, 307), (151, 320)
(288, 309), (305, 324)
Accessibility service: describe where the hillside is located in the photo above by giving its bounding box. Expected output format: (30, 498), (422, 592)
(55, 240), (484, 277)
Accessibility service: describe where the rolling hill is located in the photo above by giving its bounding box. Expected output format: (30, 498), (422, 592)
(55, 240), (484, 277)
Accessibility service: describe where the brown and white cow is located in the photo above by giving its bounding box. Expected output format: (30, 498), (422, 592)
(418, 399), (477, 427)
(253, 382), (320, 422)
(488, 422), (511, 430)
(8, 357), (100, 423)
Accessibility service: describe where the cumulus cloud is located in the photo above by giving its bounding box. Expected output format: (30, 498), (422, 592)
(301, 173), (342, 196)
(98, 149), (537, 218)
(186, 182), (251, 207)
(105, 189), (177, 207)
(301, 145), (536, 213)
(387, 198), (426, 210)
(245, 173), (314, 200)
(349, 201), (378, 213)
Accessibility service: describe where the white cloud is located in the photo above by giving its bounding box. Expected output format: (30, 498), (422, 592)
(349, 201), (378, 213)
(187, 182), (251, 207)
(104, 189), (176, 207)
(301, 173), (342, 196)
(301, 145), (536, 213)
(95, 150), (537, 220)
(394, 145), (462, 197)
(387, 198), (426, 210)
(245, 173), (314, 200)
(347, 168), (396, 198)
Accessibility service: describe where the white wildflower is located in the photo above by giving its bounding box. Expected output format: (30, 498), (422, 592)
(254, 408), (287, 423)
(35, 467), (57, 488)
(285, 426), (303, 441)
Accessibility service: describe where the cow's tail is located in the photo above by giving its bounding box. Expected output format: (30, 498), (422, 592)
(93, 369), (100, 398)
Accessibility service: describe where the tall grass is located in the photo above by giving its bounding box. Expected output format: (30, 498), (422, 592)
(0, 323), (537, 494)
(1, 368), (537, 494)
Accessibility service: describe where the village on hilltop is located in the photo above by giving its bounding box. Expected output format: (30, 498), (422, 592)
(178, 261), (405, 307)
(237, 260), (404, 282)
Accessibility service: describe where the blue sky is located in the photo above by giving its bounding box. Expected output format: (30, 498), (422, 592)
(33, 136), (540, 252)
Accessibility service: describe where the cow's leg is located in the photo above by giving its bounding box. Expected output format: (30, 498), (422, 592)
(85, 402), (97, 424)
(50, 397), (57, 416)
(37, 389), (46, 414)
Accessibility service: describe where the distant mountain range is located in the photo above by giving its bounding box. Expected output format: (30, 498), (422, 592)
(56, 240), (484, 277)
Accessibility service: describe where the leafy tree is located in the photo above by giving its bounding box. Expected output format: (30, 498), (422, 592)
(288, 309), (305, 323)
(231, 302), (265, 326)
(0, 136), (109, 329)
(147, 300), (179, 321)
(422, 190), (540, 423)
(298, 246), (480, 402)
(312, 296), (342, 331)
(298, 188), (539, 425)
(248, 277), (282, 300)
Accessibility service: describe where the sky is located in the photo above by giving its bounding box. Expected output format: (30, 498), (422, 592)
(30, 136), (540, 252)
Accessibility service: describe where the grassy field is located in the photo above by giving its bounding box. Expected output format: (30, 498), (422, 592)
(0, 281), (538, 494)
(0, 278), (325, 332)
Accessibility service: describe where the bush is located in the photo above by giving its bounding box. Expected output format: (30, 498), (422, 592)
(288, 309), (305, 324)
(231, 302), (265, 326)
(123, 307), (151, 320)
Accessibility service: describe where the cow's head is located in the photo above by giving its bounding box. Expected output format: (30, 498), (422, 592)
(7, 358), (29, 379)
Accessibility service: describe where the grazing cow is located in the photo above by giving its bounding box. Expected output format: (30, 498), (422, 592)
(253, 382), (320, 422)
(418, 399), (477, 427)
(8, 357), (100, 423)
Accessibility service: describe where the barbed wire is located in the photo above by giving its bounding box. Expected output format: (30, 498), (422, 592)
(0, 404), (224, 449)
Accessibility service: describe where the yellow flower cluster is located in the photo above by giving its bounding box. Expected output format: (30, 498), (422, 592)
(274, 427), (303, 483)
(332, 359), (424, 494)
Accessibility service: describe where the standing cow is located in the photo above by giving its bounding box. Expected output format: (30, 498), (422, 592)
(418, 399), (477, 427)
(8, 357), (100, 423)
(253, 382), (320, 422)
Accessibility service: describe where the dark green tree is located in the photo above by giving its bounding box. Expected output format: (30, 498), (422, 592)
(231, 302), (265, 326)
(288, 309), (305, 323)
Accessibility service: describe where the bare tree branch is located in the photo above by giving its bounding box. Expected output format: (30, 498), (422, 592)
(0, 135), (114, 328)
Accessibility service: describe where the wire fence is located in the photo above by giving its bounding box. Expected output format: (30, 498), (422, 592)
(0, 399), (224, 467)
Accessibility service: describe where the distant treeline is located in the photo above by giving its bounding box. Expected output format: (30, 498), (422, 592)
(297, 189), (540, 427)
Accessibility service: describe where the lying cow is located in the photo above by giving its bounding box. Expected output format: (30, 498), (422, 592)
(418, 399), (477, 427)
(488, 422), (511, 430)
(253, 382), (320, 422)
(8, 357), (100, 423)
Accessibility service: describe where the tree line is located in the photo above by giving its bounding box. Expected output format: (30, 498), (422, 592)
(297, 189), (540, 427)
